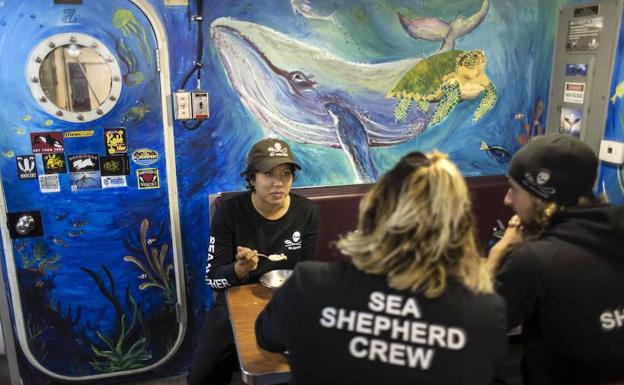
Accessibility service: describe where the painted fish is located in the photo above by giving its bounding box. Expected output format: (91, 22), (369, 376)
(50, 235), (68, 247)
(67, 230), (84, 238)
(71, 219), (88, 228)
(611, 80), (624, 103)
(480, 141), (511, 163)
(2, 150), (14, 158)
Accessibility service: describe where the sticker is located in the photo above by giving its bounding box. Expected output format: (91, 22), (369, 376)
(42, 153), (67, 174)
(560, 107), (583, 137)
(565, 63), (588, 77)
(566, 16), (603, 51)
(104, 128), (128, 155)
(31, 131), (64, 153)
(100, 155), (130, 176)
(563, 82), (585, 104)
(70, 171), (102, 191)
(131, 148), (159, 166)
(64, 130), (95, 138)
(68, 154), (100, 173)
(137, 168), (159, 189)
(101, 175), (127, 189)
(16, 155), (37, 180)
(39, 174), (60, 193)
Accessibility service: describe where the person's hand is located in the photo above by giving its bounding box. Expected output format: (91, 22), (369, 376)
(486, 215), (527, 274)
(234, 246), (259, 279)
(498, 215), (527, 250)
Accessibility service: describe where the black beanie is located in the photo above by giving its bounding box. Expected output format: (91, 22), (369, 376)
(508, 134), (598, 206)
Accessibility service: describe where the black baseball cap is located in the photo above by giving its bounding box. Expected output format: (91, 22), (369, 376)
(508, 134), (598, 206)
(243, 138), (301, 174)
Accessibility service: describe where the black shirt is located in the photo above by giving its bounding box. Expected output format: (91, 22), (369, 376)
(496, 204), (624, 385)
(257, 261), (507, 385)
(206, 192), (319, 303)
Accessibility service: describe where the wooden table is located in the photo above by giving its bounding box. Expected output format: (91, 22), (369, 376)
(226, 284), (291, 385)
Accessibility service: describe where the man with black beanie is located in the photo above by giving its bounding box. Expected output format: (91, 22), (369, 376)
(487, 134), (624, 385)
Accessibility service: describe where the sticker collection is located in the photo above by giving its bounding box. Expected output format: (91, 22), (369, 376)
(16, 128), (160, 193)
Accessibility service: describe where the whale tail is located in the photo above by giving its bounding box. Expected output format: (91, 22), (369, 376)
(398, 0), (490, 52)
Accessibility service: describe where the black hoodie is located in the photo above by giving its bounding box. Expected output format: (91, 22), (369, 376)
(496, 204), (624, 385)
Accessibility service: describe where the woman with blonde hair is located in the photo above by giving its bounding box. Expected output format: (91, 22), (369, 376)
(256, 151), (507, 385)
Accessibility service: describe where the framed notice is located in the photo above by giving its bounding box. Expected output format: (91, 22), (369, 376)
(563, 82), (586, 104)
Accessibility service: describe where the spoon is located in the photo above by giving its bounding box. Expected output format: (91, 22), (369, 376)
(257, 253), (288, 261)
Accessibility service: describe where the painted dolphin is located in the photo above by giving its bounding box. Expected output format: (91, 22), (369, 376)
(210, 5), (488, 182)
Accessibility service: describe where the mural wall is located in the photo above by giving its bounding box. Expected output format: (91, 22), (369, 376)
(603, 13), (624, 205)
(1, 0), (620, 384)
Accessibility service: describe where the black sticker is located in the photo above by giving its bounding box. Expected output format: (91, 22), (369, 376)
(100, 155), (130, 176)
(42, 153), (67, 174)
(16, 155), (37, 180)
(104, 128), (128, 155)
(68, 154), (100, 173)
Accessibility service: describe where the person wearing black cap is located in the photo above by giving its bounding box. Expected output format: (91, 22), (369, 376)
(188, 138), (319, 385)
(487, 134), (624, 385)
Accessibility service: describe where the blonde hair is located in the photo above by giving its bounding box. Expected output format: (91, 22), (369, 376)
(337, 151), (493, 297)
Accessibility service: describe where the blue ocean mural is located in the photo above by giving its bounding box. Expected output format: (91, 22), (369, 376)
(602, 8), (624, 205)
(1, 0), (617, 384)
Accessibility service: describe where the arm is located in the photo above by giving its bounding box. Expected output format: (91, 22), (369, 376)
(255, 270), (298, 352)
(205, 202), (257, 290)
(299, 201), (320, 260)
(486, 215), (528, 275)
(495, 246), (540, 329)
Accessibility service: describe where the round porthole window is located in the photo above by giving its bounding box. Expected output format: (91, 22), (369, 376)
(27, 33), (122, 123)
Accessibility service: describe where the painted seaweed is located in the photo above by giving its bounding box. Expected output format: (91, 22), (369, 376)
(123, 219), (176, 305)
(82, 266), (152, 373)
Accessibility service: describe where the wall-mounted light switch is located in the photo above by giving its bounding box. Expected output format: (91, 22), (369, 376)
(174, 91), (192, 120)
(599, 140), (624, 165)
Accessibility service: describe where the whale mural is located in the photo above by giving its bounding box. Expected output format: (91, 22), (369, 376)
(210, 0), (494, 182)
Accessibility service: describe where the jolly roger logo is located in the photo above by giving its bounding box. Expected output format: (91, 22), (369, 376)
(16, 155), (37, 180)
(284, 230), (302, 250)
(137, 168), (159, 189)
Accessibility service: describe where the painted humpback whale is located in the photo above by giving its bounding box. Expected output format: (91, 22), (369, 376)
(211, 1), (489, 182)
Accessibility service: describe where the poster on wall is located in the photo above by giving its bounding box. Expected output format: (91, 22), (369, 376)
(563, 82), (586, 104)
(560, 107), (583, 137)
(566, 16), (603, 51)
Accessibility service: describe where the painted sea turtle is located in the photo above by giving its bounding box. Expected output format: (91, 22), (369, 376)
(387, 49), (497, 126)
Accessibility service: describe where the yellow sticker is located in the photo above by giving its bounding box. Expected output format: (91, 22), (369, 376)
(64, 130), (95, 138)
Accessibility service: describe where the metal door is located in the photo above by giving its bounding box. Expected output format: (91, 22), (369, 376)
(0, 0), (185, 381)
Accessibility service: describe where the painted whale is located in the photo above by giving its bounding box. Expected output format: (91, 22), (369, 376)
(210, 3), (489, 182)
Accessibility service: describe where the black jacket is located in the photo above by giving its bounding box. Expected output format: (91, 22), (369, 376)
(496, 204), (624, 385)
(257, 261), (507, 385)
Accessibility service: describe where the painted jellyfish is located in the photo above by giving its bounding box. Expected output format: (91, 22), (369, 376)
(116, 38), (144, 86)
(113, 9), (151, 64)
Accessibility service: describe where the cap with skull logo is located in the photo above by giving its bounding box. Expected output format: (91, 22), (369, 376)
(508, 134), (598, 206)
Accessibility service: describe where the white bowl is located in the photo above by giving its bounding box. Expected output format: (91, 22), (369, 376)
(259, 269), (293, 289)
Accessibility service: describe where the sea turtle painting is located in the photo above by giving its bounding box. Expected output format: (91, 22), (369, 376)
(388, 49), (497, 126)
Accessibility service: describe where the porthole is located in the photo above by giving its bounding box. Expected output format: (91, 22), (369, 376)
(27, 33), (122, 123)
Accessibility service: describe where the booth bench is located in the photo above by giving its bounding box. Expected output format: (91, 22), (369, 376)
(209, 175), (512, 261)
